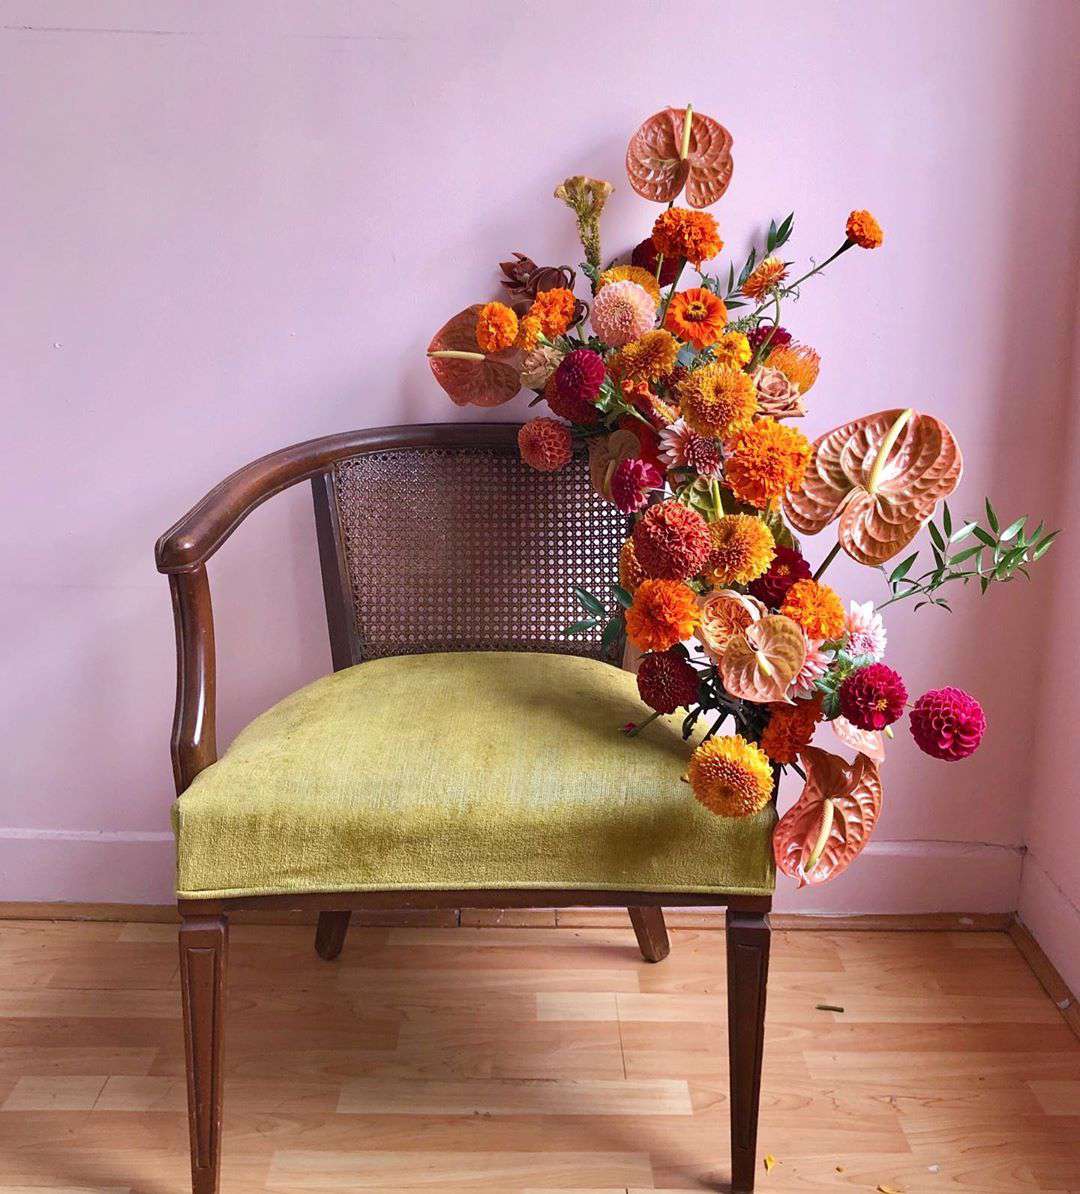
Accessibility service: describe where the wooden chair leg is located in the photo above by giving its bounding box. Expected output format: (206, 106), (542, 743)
(179, 914), (228, 1194)
(315, 910), (352, 960)
(628, 905), (670, 962)
(726, 907), (770, 1192)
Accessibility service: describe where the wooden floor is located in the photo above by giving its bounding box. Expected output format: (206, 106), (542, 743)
(0, 920), (1078, 1193)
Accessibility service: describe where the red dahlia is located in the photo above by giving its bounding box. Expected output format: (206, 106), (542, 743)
(517, 418), (573, 472)
(637, 648), (700, 714)
(631, 237), (681, 286)
(747, 324), (792, 354)
(610, 458), (662, 512)
(747, 546), (812, 607)
(632, 500), (712, 580)
(839, 663), (908, 731)
(545, 374), (599, 425)
(555, 348), (605, 403)
(909, 687), (986, 761)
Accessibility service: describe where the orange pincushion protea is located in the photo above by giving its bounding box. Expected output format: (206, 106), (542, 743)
(651, 207), (723, 266)
(724, 418), (811, 508)
(780, 579), (847, 641)
(846, 209), (884, 249)
(597, 264), (661, 304)
(678, 363), (757, 439)
(705, 515), (776, 586)
(612, 330), (679, 382)
(688, 735), (774, 818)
(528, 287), (577, 338)
(475, 302), (519, 353)
(664, 287), (728, 350)
(625, 579), (700, 652)
(740, 255), (789, 302)
(769, 343), (821, 393)
(761, 694), (824, 764)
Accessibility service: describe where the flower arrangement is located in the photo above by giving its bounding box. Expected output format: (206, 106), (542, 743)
(427, 105), (1057, 887)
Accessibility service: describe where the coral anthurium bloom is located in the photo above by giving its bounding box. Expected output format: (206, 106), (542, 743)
(625, 579), (700, 652)
(697, 590), (768, 661)
(664, 287), (728, 349)
(688, 735), (774, 818)
(720, 613), (807, 704)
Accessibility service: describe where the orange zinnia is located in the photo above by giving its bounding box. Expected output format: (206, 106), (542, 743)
(625, 579), (700, 652)
(651, 208), (723, 266)
(724, 417), (811, 508)
(665, 287), (728, 350)
(528, 287), (577, 338)
(740, 255), (789, 303)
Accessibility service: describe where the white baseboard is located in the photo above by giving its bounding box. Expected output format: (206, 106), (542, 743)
(1018, 850), (1080, 996)
(0, 827), (1022, 913)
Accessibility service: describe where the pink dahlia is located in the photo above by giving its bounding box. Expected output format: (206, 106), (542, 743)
(909, 687), (986, 761)
(637, 647), (701, 714)
(632, 499), (713, 580)
(591, 280), (657, 347)
(555, 348), (605, 404)
(839, 662), (908, 731)
(747, 546), (812, 608)
(658, 418), (723, 476)
(790, 637), (831, 699)
(517, 418), (572, 472)
(610, 457), (662, 513)
(845, 600), (887, 662)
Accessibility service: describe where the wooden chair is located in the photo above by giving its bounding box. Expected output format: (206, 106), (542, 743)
(156, 422), (773, 1194)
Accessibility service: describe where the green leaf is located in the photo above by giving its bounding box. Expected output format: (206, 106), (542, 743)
(928, 521), (946, 551)
(565, 618), (599, 635)
(766, 218), (778, 252)
(972, 525), (997, 548)
(1033, 533), (1059, 560)
(611, 584), (633, 609)
(979, 575), (991, 594)
(949, 544), (983, 566)
(600, 616), (624, 650)
(725, 299), (748, 310)
(999, 516), (1027, 542)
(775, 212), (794, 246)
(941, 502), (952, 537)
(889, 552), (919, 584)
(984, 498), (999, 533)
(574, 587), (606, 618)
(949, 521), (977, 543)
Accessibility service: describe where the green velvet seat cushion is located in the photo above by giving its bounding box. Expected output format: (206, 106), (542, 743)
(173, 651), (776, 899)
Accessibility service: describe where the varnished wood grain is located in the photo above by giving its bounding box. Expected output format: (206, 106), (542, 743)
(1, 921), (1078, 1192)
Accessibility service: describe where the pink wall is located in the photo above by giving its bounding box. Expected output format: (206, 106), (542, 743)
(3, 2), (1078, 929)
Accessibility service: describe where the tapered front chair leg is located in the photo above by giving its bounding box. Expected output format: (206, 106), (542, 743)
(315, 910), (352, 960)
(628, 905), (670, 962)
(726, 908), (770, 1193)
(179, 914), (228, 1194)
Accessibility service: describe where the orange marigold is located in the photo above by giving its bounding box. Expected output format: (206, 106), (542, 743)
(475, 302), (518, 353)
(515, 314), (542, 353)
(613, 329), (679, 382)
(712, 330), (753, 370)
(740, 255), (789, 303)
(688, 735), (775, 818)
(598, 264), (661, 304)
(760, 694), (824, 764)
(528, 287), (577, 338)
(618, 538), (649, 593)
(780, 579), (847, 641)
(705, 515), (776, 587)
(664, 287), (728, 350)
(678, 363), (757, 440)
(846, 209), (884, 249)
(651, 208), (723, 266)
(625, 578), (700, 652)
(724, 418), (811, 508)
(769, 343), (821, 393)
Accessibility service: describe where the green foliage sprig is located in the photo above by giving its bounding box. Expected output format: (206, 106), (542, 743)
(565, 584), (631, 652)
(699, 212), (795, 309)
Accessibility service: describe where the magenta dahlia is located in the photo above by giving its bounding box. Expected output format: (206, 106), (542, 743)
(747, 546), (812, 608)
(747, 324), (792, 354)
(555, 348), (605, 403)
(637, 648), (701, 713)
(909, 687), (987, 761)
(632, 499), (712, 580)
(839, 663), (908, 731)
(610, 458), (662, 513)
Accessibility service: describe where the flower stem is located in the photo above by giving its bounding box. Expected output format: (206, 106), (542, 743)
(781, 240), (854, 294)
(625, 711), (662, 737)
(813, 541), (843, 581)
(657, 257), (688, 324)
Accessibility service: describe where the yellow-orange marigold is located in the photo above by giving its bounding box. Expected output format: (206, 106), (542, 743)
(625, 579), (700, 652)
(651, 208), (723, 266)
(618, 538), (649, 593)
(780, 579), (847, 641)
(740, 255), (789, 303)
(613, 329), (679, 382)
(688, 734), (774, 818)
(769, 343), (821, 393)
(528, 287), (577, 338)
(678, 363), (757, 440)
(705, 515), (776, 587)
(475, 302), (518, 353)
(846, 209), (884, 249)
(760, 694), (824, 764)
(515, 314), (542, 352)
(664, 287), (728, 350)
(712, 330), (753, 370)
(724, 417), (811, 508)
(598, 264), (661, 304)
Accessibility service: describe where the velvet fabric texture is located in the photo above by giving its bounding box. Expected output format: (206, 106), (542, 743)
(173, 652), (776, 899)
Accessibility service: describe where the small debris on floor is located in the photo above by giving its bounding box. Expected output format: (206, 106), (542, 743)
(928, 1163), (941, 1173)
(877, 1185), (905, 1193)
(763, 1153), (776, 1173)
(815, 1003), (845, 1012)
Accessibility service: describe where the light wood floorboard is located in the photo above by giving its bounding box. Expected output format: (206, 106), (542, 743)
(0, 922), (1076, 1191)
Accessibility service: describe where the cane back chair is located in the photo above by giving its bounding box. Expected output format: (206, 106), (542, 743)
(156, 422), (775, 1194)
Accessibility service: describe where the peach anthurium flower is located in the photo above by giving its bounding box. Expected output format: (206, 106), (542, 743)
(720, 613), (806, 704)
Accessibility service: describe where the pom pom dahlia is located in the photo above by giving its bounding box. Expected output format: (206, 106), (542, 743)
(909, 687), (986, 761)
(597, 264), (661, 304)
(705, 514), (776, 587)
(748, 546), (812, 608)
(724, 418), (811, 508)
(555, 348), (605, 404)
(591, 280), (657, 346)
(664, 287), (728, 350)
(781, 579), (847, 641)
(610, 457), (662, 513)
(688, 735), (774, 818)
(632, 500), (712, 580)
(651, 208), (723, 267)
(846, 209), (884, 249)
(631, 236), (680, 285)
(839, 662), (908, 731)
(517, 418), (572, 473)
(712, 330), (753, 370)
(678, 364), (757, 440)
(659, 418), (723, 476)
(612, 330), (679, 383)
(845, 600), (887, 662)
(625, 578), (700, 652)
(636, 648), (700, 714)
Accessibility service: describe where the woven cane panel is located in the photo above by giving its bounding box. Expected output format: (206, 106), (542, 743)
(332, 447), (626, 662)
